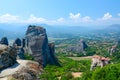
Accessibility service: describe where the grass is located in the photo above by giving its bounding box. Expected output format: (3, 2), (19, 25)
(68, 56), (92, 61)
(39, 57), (91, 80)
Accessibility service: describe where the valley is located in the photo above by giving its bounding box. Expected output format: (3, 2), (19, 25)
(0, 24), (120, 80)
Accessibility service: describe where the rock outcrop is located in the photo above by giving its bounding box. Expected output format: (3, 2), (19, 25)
(25, 25), (59, 67)
(0, 37), (9, 45)
(0, 44), (17, 70)
(48, 43), (59, 65)
(12, 60), (43, 80)
(0, 60), (43, 80)
(0, 25), (60, 80)
(108, 45), (117, 56)
(13, 38), (22, 47)
(76, 39), (88, 52)
(13, 38), (25, 59)
(65, 39), (88, 55)
(90, 55), (111, 71)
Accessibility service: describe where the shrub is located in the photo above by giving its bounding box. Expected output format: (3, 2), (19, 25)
(61, 72), (73, 80)
(24, 53), (34, 60)
(81, 63), (120, 80)
(39, 57), (91, 80)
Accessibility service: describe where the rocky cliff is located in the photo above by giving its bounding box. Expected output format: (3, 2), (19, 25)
(0, 25), (59, 80)
(25, 25), (59, 67)
(0, 44), (17, 70)
(65, 39), (88, 55)
(13, 38), (25, 59)
(0, 37), (9, 46)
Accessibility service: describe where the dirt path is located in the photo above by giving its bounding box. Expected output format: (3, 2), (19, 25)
(72, 72), (82, 78)
(68, 56), (92, 61)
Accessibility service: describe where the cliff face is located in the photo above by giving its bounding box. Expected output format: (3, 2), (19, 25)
(0, 44), (17, 70)
(65, 39), (88, 54)
(76, 39), (88, 52)
(0, 37), (9, 46)
(25, 25), (59, 67)
(0, 25), (59, 79)
(13, 38), (25, 59)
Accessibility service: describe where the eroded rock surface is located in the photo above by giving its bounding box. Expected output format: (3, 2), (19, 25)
(90, 55), (111, 71)
(0, 44), (17, 70)
(65, 39), (88, 55)
(0, 37), (9, 46)
(0, 60), (43, 80)
(25, 25), (59, 67)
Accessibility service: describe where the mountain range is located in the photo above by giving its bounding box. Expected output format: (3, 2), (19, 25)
(0, 23), (120, 39)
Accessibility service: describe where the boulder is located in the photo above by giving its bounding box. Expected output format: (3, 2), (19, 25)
(13, 38), (25, 59)
(0, 51), (14, 70)
(0, 37), (9, 45)
(12, 60), (43, 80)
(15, 47), (25, 60)
(25, 25), (59, 67)
(0, 60), (43, 80)
(0, 45), (17, 70)
(0, 44), (8, 52)
(13, 38), (22, 47)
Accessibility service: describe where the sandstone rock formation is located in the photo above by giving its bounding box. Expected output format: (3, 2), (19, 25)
(0, 44), (17, 70)
(0, 60), (43, 80)
(25, 25), (59, 67)
(48, 43), (59, 65)
(90, 55), (111, 71)
(12, 60), (43, 80)
(76, 39), (88, 52)
(13, 38), (22, 47)
(65, 39), (88, 55)
(13, 38), (25, 59)
(0, 25), (60, 80)
(0, 37), (9, 45)
(108, 45), (117, 56)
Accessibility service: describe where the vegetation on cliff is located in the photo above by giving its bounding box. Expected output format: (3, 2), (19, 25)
(81, 63), (120, 80)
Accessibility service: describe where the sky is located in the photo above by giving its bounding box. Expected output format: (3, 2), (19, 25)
(0, 0), (120, 26)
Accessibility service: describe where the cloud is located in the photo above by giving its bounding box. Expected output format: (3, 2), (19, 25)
(69, 13), (80, 19)
(102, 12), (112, 20)
(82, 16), (92, 22)
(57, 17), (64, 22)
(0, 13), (120, 26)
(26, 14), (46, 23)
(0, 13), (19, 23)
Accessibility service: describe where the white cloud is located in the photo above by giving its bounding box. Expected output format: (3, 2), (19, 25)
(118, 13), (120, 16)
(0, 13), (19, 23)
(0, 13), (120, 26)
(26, 14), (46, 23)
(57, 17), (64, 22)
(82, 16), (92, 22)
(69, 13), (80, 19)
(102, 12), (112, 20)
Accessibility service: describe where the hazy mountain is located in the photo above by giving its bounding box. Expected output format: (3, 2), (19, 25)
(1, 23), (119, 39)
(105, 24), (120, 32)
(93, 24), (120, 33)
(0, 23), (96, 39)
(0, 23), (27, 39)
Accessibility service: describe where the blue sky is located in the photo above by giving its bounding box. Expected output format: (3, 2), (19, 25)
(0, 0), (120, 26)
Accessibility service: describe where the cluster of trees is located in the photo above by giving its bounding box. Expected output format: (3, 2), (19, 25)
(81, 63), (120, 80)
(39, 57), (91, 80)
